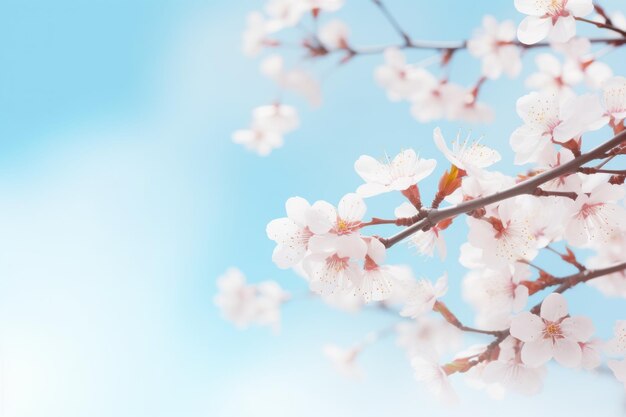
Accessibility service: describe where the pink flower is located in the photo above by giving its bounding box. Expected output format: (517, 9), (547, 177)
(608, 359), (626, 391)
(214, 268), (289, 331)
(510, 293), (594, 367)
(318, 20), (350, 49)
(411, 355), (458, 404)
(515, 0), (594, 45)
(525, 53), (582, 93)
(602, 76), (626, 125)
(354, 149), (436, 197)
(433, 127), (501, 174)
(232, 126), (283, 156)
(400, 274), (448, 318)
(564, 183), (626, 247)
(307, 193), (368, 259)
(375, 48), (435, 102)
(323, 344), (364, 379)
(482, 337), (546, 395)
(351, 238), (394, 302)
(252, 104), (299, 134)
(606, 320), (626, 355)
(510, 91), (607, 164)
(467, 197), (537, 267)
(395, 202), (447, 260)
(266, 196), (333, 269)
(302, 252), (362, 295)
(468, 16), (522, 79)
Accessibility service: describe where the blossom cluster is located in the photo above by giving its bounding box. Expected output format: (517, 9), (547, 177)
(214, 267), (289, 331)
(218, 0), (626, 406)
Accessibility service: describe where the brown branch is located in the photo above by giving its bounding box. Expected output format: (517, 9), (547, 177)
(370, 0), (412, 46)
(433, 301), (504, 337)
(579, 167), (626, 175)
(533, 188), (578, 200)
(446, 261), (626, 374)
(575, 16), (626, 38)
(380, 130), (626, 249)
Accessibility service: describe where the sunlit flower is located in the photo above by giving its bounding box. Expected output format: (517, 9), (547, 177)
(354, 149), (436, 197)
(515, 0), (594, 44)
(510, 293), (594, 367)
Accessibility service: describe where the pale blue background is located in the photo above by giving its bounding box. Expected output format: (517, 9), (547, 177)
(1, 1), (625, 416)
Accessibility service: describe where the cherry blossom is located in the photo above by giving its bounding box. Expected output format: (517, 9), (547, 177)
(252, 104), (299, 134)
(350, 238), (394, 302)
(242, 12), (274, 57)
(447, 92), (495, 124)
(261, 55), (322, 106)
(587, 231), (626, 297)
(395, 202), (447, 259)
(411, 355), (458, 404)
(304, 0), (344, 14)
(266, 196), (332, 269)
(468, 15), (522, 79)
(354, 149), (436, 197)
(302, 251), (362, 295)
(525, 53), (582, 93)
(463, 263), (530, 327)
(375, 48), (435, 102)
(579, 339), (602, 370)
(410, 81), (466, 123)
(400, 273), (448, 318)
(510, 91), (607, 164)
(510, 293), (594, 367)
(323, 344), (364, 379)
(318, 20), (350, 49)
(608, 359), (626, 390)
(602, 76), (626, 126)
(482, 337), (547, 395)
(307, 193), (368, 259)
(606, 320), (626, 354)
(515, 0), (594, 44)
(552, 37), (613, 89)
(265, 0), (307, 29)
(396, 318), (462, 358)
(229, 0), (626, 404)
(433, 127), (501, 175)
(214, 268), (289, 331)
(564, 182), (626, 247)
(467, 197), (537, 267)
(232, 126), (283, 156)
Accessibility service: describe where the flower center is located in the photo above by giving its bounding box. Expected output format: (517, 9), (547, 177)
(326, 254), (349, 272)
(579, 202), (603, 219)
(543, 322), (563, 338)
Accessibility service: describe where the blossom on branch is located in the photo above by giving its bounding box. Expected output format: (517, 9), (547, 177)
(515, 0), (594, 44)
(509, 293), (594, 367)
(354, 149), (436, 198)
(468, 15), (522, 79)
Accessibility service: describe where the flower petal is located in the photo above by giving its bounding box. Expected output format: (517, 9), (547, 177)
(561, 316), (594, 342)
(521, 339), (554, 367)
(510, 312), (544, 342)
(540, 293), (568, 322)
(553, 338), (582, 367)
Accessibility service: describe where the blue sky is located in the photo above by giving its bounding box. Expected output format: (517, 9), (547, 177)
(1, 1), (625, 416)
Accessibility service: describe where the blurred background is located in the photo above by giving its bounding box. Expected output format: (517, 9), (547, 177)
(1, 1), (625, 416)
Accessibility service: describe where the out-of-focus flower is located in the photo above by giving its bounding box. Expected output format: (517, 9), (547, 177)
(214, 268), (289, 331)
(400, 273), (448, 318)
(323, 344), (364, 379)
(468, 15), (522, 79)
(318, 20), (350, 49)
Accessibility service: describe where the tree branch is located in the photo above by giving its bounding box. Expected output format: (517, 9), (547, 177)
(381, 129), (626, 248)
